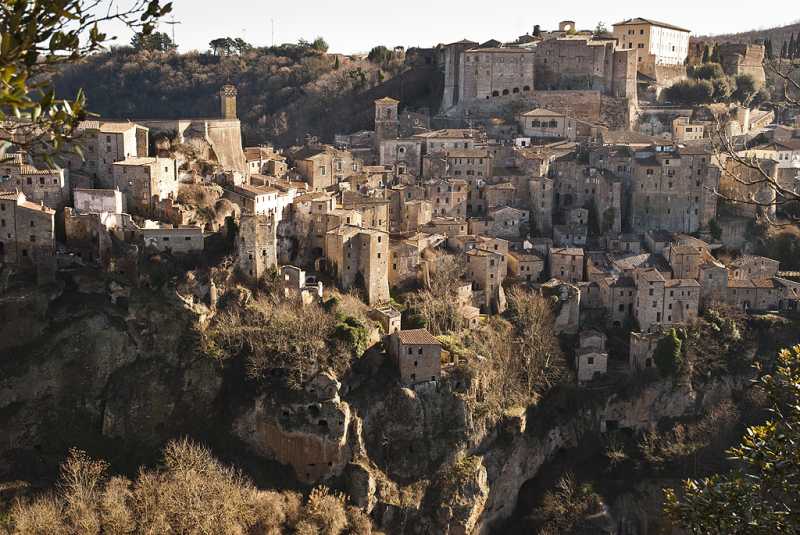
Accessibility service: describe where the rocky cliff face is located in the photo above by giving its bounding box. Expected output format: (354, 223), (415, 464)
(0, 267), (756, 534)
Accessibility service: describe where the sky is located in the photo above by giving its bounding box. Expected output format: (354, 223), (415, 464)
(102, 1), (795, 54)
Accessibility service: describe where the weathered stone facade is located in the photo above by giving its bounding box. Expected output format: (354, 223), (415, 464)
(237, 214), (278, 281)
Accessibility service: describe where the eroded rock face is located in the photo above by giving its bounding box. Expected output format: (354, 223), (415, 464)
(233, 374), (354, 484)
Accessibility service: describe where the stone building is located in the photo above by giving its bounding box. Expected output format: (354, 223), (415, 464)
(667, 244), (704, 279)
(0, 154), (69, 209)
(341, 192), (390, 232)
(629, 330), (660, 371)
(378, 138), (424, 176)
(245, 145), (288, 177)
(423, 148), (492, 180)
(0, 191), (55, 266)
(469, 206), (530, 239)
(112, 156), (178, 215)
(291, 145), (363, 191)
(465, 246), (507, 313)
(424, 178), (468, 218)
(141, 225), (204, 254)
(237, 214), (278, 282)
(672, 117), (705, 143)
(388, 240), (421, 288)
(551, 160), (622, 234)
(69, 121), (149, 183)
(576, 329), (608, 385)
(458, 47), (536, 101)
(389, 329), (442, 385)
(634, 268), (667, 332)
(599, 275), (636, 327)
(549, 247), (584, 283)
(533, 37), (637, 98)
(370, 305), (402, 336)
(324, 225), (390, 305)
(629, 143), (719, 233)
(529, 176), (554, 236)
(440, 39), (479, 111)
(729, 255), (779, 280)
(220, 84), (238, 120)
(718, 43), (766, 86)
(612, 18), (691, 80)
(224, 184), (297, 223)
(374, 97), (400, 151)
(74, 188), (124, 214)
(508, 251), (545, 282)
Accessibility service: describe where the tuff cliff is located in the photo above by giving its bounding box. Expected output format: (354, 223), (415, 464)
(0, 265), (785, 534)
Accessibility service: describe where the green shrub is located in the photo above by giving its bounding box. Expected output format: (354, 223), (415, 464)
(654, 328), (683, 377)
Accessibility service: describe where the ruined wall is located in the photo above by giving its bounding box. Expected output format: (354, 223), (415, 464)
(719, 43), (766, 86)
(139, 119), (247, 173)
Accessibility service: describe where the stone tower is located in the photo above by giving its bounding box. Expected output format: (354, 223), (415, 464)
(220, 84), (238, 120)
(374, 97), (399, 151)
(237, 214), (277, 281)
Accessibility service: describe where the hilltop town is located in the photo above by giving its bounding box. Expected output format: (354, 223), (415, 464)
(2, 14), (800, 535)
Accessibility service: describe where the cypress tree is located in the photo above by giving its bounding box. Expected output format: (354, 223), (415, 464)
(710, 43), (721, 63)
(765, 39), (773, 60)
(790, 33), (797, 59)
(701, 44), (710, 63)
(781, 41), (788, 59)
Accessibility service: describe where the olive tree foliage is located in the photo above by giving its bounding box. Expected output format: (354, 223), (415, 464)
(0, 0), (172, 164)
(664, 346), (800, 534)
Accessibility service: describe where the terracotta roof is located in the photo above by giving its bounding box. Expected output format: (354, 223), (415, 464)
(665, 278), (700, 288)
(395, 329), (441, 345)
(612, 18), (690, 33)
(551, 247), (584, 256)
(728, 279), (756, 289)
(752, 278), (778, 289)
(520, 108), (563, 117)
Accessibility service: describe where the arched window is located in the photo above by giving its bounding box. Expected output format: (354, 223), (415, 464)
(523, 85), (531, 91)
(399, 147), (406, 154)
(492, 90), (499, 97)
(502, 89), (510, 96)
(512, 87), (519, 94)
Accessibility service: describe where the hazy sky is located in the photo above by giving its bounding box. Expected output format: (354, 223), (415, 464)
(104, 1), (794, 54)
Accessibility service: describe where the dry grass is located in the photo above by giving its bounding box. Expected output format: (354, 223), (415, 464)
(2, 439), (372, 535)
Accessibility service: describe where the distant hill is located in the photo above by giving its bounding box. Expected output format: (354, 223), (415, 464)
(698, 21), (800, 49)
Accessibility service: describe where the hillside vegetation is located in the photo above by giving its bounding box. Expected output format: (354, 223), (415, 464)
(700, 20), (800, 49)
(53, 44), (407, 147)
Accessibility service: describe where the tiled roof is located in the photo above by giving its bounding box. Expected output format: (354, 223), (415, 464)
(520, 108), (562, 117)
(396, 329), (441, 345)
(612, 18), (690, 33)
(665, 279), (700, 288)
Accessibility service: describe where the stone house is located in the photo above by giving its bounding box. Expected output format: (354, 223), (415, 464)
(423, 148), (492, 180)
(553, 224), (588, 248)
(281, 265), (323, 305)
(726, 279), (757, 310)
(629, 144), (719, 234)
(112, 156), (178, 215)
(483, 182), (518, 212)
(698, 262), (729, 307)
(291, 145), (362, 191)
(606, 233), (642, 255)
(400, 200), (433, 232)
(389, 329), (442, 386)
(667, 244), (703, 279)
(245, 146), (287, 177)
(529, 176), (554, 236)
(549, 247), (585, 283)
(0, 154), (69, 209)
(412, 128), (486, 153)
(68, 121), (149, 182)
(324, 225), (390, 305)
(370, 306), (402, 336)
(629, 331), (660, 371)
(508, 251), (545, 282)
(718, 157), (777, 219)
(663, 279), (700, 324)
(672, 117), (705, 143)
(599, 276), (636, 328)
(141, 225), (204, 254)
(469, 206), (530, 239)
(634, 268), (667, 332)
(519, 108), (578, 140)
(224, 184), (296, 223)
(465, 247), (507, 313)
(423, 217), (468, 238)
(0, 191), (55, 266)
(576, 329), (608, 385)
(378, 138), (424, 176)
(425, 178), (468, 218)
(74, 188), (125, 214)
(729, 255), (779, 280)
(341, 192), (390, 232)
(389, 240), (421, 288)
(237, 214), (277, 282)
(550, 160), (622, 234)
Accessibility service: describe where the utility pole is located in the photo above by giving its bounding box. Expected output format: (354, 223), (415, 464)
(271, 18), (275, 47)
(164, 14), (181, 47)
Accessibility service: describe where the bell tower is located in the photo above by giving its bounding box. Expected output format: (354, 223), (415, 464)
(374, 97), (399, 150)
(220, 84), (238, 120)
